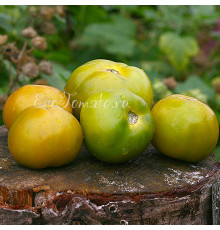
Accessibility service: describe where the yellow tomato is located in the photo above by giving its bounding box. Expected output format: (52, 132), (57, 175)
(3, 85), (72, 129)
(64, 59), (154, 119)
(151, 94), (219, 162)
(8, 105), (83, 169)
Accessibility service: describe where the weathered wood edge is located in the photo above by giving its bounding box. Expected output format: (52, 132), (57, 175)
(1, 167), (219, 224)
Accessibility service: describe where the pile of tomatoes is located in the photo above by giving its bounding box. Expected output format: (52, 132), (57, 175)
(3, 59), (219, 169)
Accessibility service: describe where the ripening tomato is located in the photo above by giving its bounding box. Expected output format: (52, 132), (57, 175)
(151, 94), (219, 162)
(8, 105), (83, 169)
(3, 84), (72, 129)
(64, 59), (154, 119)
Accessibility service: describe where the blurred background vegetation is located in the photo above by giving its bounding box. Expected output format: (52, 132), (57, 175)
(0, 6), (220, 159)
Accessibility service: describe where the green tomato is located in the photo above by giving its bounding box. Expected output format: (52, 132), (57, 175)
(64, 59), (154, 119)
(80, 89), (155, 163)
(151, 94), (219, 162)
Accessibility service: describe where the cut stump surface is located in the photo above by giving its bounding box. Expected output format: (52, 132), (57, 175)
(0, 125), (219, 224)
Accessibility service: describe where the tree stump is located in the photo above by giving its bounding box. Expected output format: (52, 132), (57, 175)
(212, 180), (220, 224)
(0, 125), (219, 225)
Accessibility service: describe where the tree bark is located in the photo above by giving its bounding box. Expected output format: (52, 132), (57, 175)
(212, 180), (220, 224)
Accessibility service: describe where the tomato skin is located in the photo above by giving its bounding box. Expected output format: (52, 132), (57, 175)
(3, 85), (72, 129)
(80, 89), (155, 163)
(65, 59), (154, 119)
(8, 106), (83, 169)
(151, 94), (219, 162)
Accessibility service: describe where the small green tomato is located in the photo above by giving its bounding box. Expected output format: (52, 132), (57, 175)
(80, 89), (155, 163)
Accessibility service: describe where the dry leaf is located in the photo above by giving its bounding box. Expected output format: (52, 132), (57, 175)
(22, 62), (39, 78)
(41, 6), (55, 20)
(31, 36), (47, 50)
(0, 35), (8, 46)
(41, 22), (56, 35)
(39, 60), (53, 75)
(163, 77), (178, 89)
(22, 27), (37, 38)
(33, 79), (49, 85)
(0, 94), (8, 110)
(56, 6), (66, 17)
(1, 43), (19, 59)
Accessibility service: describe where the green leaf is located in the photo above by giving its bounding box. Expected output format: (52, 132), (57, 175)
(0, 59), (10, 94)
(77, 15), (136, 57)
(214, 145), (220, 162)
(0, 86), (8, 95)
(144, 8), (159, 21)
(68, 6), (107, 28)
(41, 63), (71, 91)
(108, 5), (139, 13)
(190, 6), (216, 18)
(159, 32), (199, 71)
(181, 89), (208, 103)
(175, 75), (215, 100)
(33, 48), (73, 66)
(0, 12), (13, 32)
(212, 94), (220, 112)
(213, 110), (220, 124)
(157, 6), (188, 31)
(190, 6), (219, 24)
(0, 110), (3, 126)
(152, 78), (172, 102)
(141, 60), (173, 75)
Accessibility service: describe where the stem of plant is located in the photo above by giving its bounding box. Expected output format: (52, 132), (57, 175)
(7, 40), (28, 95)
